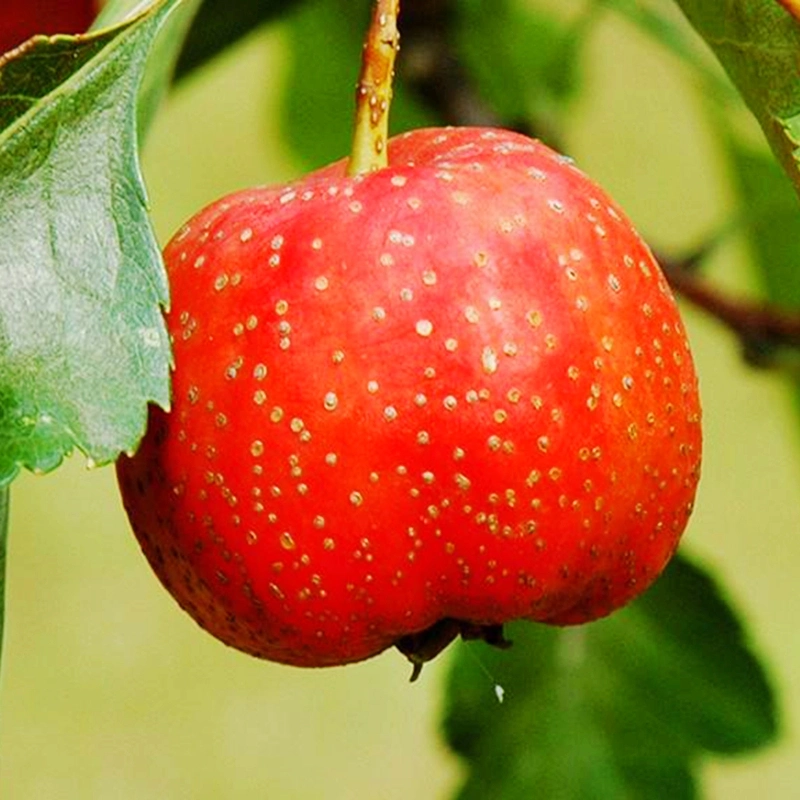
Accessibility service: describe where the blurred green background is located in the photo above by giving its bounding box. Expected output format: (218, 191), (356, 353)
(3, 9), (800, 798)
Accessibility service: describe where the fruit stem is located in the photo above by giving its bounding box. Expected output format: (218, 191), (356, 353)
(346, 0), (400, 177)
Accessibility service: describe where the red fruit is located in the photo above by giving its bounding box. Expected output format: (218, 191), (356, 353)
(0, 0), (97, 54)
(117, 127), (701, 671)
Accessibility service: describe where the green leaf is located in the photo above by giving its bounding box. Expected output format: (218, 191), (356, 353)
(442, 554), (777, 800)
(0, 2), (181, 486)
(93, 0), (202, 134)
(453, 0), (593, 126)
(718, 129), (800, 383)
(725, 136), (800, 308)
(281, 0), (435, 169)
(174, 0), (309, 80)
(672, 0), (800, 197)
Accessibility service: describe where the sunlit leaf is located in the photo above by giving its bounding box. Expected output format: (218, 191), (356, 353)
(0, 1), (182, 485)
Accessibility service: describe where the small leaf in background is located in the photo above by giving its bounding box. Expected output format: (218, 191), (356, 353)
(672, 0), (800, 198)
(281, 0), (435, 169)
(442, 554), (777, 800)
(0, 1), (182, 486)
(453, 0), (594, 131)
(173, 0), (309, 80)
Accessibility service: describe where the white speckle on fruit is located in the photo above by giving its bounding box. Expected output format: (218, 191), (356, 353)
(417, 431), (430, 445)
(445, 338), (458, 352)
(422, 270), (437, 286)
(527, 310), (543, 328)
(400, 287), (414, 302)
(548, 199), (565, 214)
(332, 350), (345, 364)
(455, 473), (471, 491)
(270, 407), (284, 423)
(271, 235), (284, 250)
(608, 274), (622, 293)
(350, 491), (364, 507)
(465, 306), (480, 324)
(349, 201), (363, 213)
(279, 531), (296, 550)
(384, 406), (398, 421)
(367, 380), (380, 394)
(311, 237), (323, 250)
(253, 390), (266, 406)
(323, 392), (339, 411)
(474, 251), (489, 268)
(314, 276), (329, 291)
(444, 395), (458, 411)
(391, 175), (407, 187)
(193, 255), (206, 269)
(373, 306), (387, 322)
(240, 228), (253, 243)
(415, 393), (428, 407)
(416, 319), (434, 337)
(325, 453), (338, 466)
(275, 300), (289, 316)
(482, 347), (498, 375)
(537, 436), (550, 452)
(503, 342), (519, 357)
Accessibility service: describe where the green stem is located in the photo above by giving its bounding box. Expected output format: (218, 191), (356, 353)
(346, 0), (400, 176)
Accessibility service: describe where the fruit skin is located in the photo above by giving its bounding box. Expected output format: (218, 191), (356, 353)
(117, 127), (701, 668)
(0, 1), (97, 54)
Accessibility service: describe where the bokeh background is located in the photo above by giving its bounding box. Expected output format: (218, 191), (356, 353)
(3, 7), (800, 798)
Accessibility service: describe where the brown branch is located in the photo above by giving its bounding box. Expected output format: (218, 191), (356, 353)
(659, 252), (800, 368)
